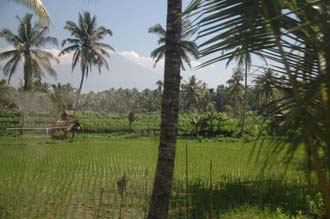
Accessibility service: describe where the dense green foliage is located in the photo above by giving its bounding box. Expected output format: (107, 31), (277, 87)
(0, 110), (269, 139)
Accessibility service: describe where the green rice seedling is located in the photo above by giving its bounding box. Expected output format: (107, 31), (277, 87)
(0, 135), (316, 218)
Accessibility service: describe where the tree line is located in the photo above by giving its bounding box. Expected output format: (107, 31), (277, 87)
(0, 67), (282, 118)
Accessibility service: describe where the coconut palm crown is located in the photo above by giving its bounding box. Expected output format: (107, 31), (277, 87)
(0, 14), (58, 91)
(149, 20), (199, 71)
(59, 11), (114, 105)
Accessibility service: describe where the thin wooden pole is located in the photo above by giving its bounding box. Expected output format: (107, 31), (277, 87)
(209, 160), (213, 219)
(185, 143), (189, 219)
(6, 126), (71, 130)
(144, 168), (148, 219)
(97, 188), (104, 218)
(119, 194), (123, 219)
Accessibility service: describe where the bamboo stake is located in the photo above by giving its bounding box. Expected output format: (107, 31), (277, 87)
(97, 188), (104, 218)
(209, 160), (214, 219)
(185, 143), (189, 219)
(144, 168), (148, 219)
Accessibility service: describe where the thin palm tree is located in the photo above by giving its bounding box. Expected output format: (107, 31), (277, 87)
(226, 67), (244, 117)
(0, 14), (58, 91)
(147, 0), (182, 218)
(181, 75), (205, 111)
(149, 19), (198, 70)
(10, 0), (51, 24)
(59, 11), (114, 107)
(253, 68), (280, 109)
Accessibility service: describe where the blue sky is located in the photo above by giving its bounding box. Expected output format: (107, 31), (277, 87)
(1, 0), (175, 54)
(0, 0), (252, 91)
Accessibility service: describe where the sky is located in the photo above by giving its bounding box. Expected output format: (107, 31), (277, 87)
(0, 0), (250, 92)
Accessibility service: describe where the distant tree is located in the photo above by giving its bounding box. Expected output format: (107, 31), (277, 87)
(0, 14), (58, 91)
(0, 79), (16, 109)
(149, 19), (198, 70)
(33, 80), (51, 93)
(254, 68), (280, 109)
(140, 89), (159, 112)
(59, 11), (114, 107)
(213, 85), (228, 112)
(226, 68), (244, 117)
(181, 76), (207, 112)
(50, 83), (75, 115)
(128, 111), (137, 128)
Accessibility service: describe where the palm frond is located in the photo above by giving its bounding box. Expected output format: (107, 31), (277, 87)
(3, 54), (21, 82)
(148, 24), (166, 37)
(11, 0), (52, 24)
(59, 45), (80, 56)
(0, 50), (18, 61)
(35, 36), (58, 47)
(0, 29), (23, 44)
(149, 19), (199, 69)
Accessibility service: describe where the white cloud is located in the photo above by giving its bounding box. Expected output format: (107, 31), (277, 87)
(44, 48), (73, 65)
(116, 50), (164, 74)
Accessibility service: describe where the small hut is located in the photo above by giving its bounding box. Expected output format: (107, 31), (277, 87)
(52, 110), (81, 139)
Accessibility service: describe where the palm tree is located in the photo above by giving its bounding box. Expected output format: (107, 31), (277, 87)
(147, 0), (182, 218)
(226, 67), (244, 117)
(140, 89), (159, 112)
(181, 75), (206, 112)
(253, 68), (280, 109)
(0, 13), (58, 135)
(0, 14), (57, 135)
(49, 83), (75, 114)
(186, 0), (330, 217)
(10, 0), (51, 24)
(0, 14), (58, 91)
(186, 0), (271, 136)
(59, 11), (114, 107)
(33, 80), (50, 93)
(149, 19), (198, 70)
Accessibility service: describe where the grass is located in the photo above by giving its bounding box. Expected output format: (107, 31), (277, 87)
(0, 134), (318, 218)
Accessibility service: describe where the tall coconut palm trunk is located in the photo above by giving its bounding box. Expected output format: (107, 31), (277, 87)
(20, 55), (33, 135)
(74, 71), (85, 109)
(23, 53), (33, 91)
(240, 51), (248, 137)
(147, 0), (182, 218)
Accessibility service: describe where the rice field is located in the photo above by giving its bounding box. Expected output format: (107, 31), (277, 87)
(0, 134), (318, 219)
